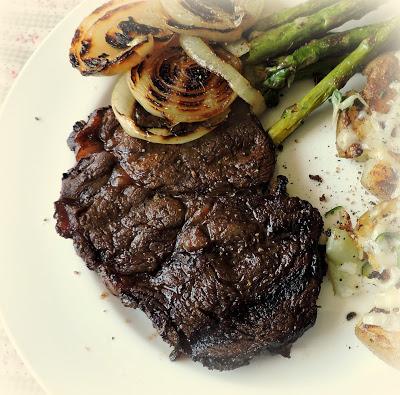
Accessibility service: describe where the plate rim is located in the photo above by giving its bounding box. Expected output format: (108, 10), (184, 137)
(0, 1), (398, 393)
(0, 1), (91, 393)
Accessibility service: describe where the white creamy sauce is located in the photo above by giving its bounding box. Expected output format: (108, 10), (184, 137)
(336, 126), (360, 152)
(362, 288), (400, 332)
(362, 80), (400, 198)
(356, 200), (400, 332)
(337, 52), (400, 199)
(333, 53), (400, 334)
(363, 310), (400, 332)
(357, 110), (368, 121)
(359, 200), (400, 263)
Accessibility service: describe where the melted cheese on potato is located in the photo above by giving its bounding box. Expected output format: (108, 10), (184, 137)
(336, 52), (400, 200)
(356, 198), (400, 271)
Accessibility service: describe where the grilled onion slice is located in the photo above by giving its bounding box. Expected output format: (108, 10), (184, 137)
(180, 35), (266, 115)
(128, 44), (240, 125)
(70, 0), (171, 76)
(160, 0), (244, 42)
(160, 0), (265, 42)
(112, 75), (226, 144)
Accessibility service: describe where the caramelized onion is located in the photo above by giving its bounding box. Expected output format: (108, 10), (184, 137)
(160, 0), (244, 42)
(112, 75), (226, 144)
(128, 43), (240, 125)
(180, 35), (266, 115)
(160, 0), (265, 42)
(70, 0), (172, 76)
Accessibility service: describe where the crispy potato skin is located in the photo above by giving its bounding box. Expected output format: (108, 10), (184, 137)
(336, 53), (400, 200)
(356, 323), (400, 370)
(363, 53), (400, 113)
(354, 197), (399, 268)
(336, 99), (366, 158)
(361, 162), (399, 201)
(337, 53), (400, 157)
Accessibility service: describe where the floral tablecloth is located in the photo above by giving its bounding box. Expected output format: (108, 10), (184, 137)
(0, 2), (81, 393)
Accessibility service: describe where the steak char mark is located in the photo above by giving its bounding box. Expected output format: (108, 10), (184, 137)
(55, 100), (324, 370)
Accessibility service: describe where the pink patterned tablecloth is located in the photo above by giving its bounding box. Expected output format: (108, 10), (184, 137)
(0, 2), (81, 393)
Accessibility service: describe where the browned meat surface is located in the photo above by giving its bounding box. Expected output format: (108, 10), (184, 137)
(69, 100), (276, 195)
(55, 101), (324, 370)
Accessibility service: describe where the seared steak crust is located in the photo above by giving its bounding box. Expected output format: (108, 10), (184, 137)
(55, 101), (324, 370)
(68, 100), (276, 195)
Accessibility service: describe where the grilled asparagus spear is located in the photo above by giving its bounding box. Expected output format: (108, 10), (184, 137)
(294, 55), (348, 82)
(246, 56), (348, 91)
(253, 0), (338, 32)
(262, 56), (348, 108)
(263, 23), (386, 90)
(268, 17), (400, 144)
(247, 0), (386, 64)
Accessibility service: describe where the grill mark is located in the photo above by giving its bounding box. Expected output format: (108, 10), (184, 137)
(150, 88), (168, 103)
(131, 62), (145, 82)
(160, 127), (202, 139)
(178, 100), (206, 109)
(115, 39), (149, 62)
(185, 66), (211, 91)
(69, 53), (79, 68)
(80, 39), (91, 56)
(98, 3), (145, 21)
(133, 102), (219, 138)
(82, 39), (149, 74)
(105, 17), (160, 50)
(176, 90), (206, 98)
(170, 130), (192, 137)
(131, 45), (235, 126)
(159, 61), (178, 86)
(119, 16), (162, 36)
(155, 34), (174, 43)
(173, 64), (180, 79)
(105, 32), (132, 49)
(166, 19), (235, 33)
(71, 28), (81, 45)
(83, 57), (107, 68)
(181, 0), (220, 23)
(146, 95), (163, 108)
(152, 75), (172, 95)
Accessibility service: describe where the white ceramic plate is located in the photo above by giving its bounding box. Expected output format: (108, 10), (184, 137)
(0, 1), (399, 394)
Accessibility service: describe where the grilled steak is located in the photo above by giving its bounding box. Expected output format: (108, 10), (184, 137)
(68, 99), (276, 195)
(55, 100), (324, 370)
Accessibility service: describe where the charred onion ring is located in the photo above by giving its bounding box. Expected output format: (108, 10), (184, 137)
(128, 43), (241, 125)
(160, 0), (265, 42)
(112, 75), (228, 144)
(70, 0), (172, 76)
(160, 0), (244, 42)
(180, 35), (266, 115)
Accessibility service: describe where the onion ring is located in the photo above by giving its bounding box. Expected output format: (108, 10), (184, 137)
(128, 43), (240, 124)
(180, 35), (266, 115)
(112, 75), (228, 144)
(70, 0), (171, 76)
